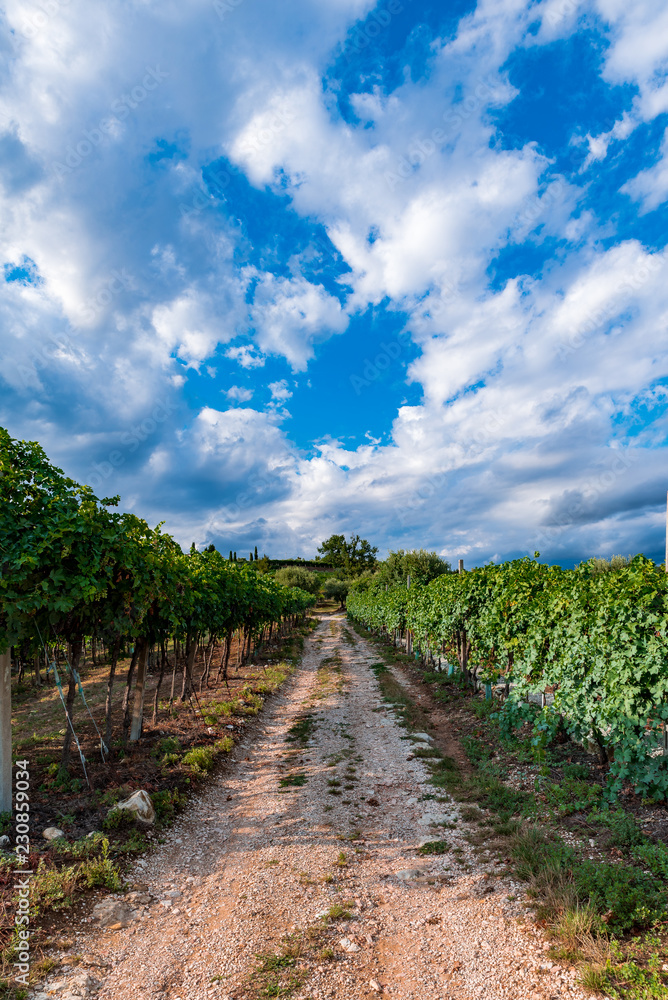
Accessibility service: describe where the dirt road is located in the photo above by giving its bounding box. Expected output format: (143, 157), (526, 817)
(39, 614), (586, 1000)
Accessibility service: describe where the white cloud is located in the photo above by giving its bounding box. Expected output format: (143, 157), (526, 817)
(250, 273), (348, 370)
(268, 379), (293, 403)
(225, 385), (254, 403)
(620, 128), (668, 213)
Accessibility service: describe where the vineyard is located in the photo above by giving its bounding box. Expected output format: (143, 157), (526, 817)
(0, 428), (316, 800)
(347, 556), (668, 801)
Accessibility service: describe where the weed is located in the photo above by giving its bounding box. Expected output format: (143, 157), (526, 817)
(285, 715), (315, 745)
(418, 840), (449, 855)
(279, 773), (307, 789)
(324, 902), (353, 921)
(182, 746), (217, 775)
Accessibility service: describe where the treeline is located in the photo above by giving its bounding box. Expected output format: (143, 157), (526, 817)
(0, 429), (316, 774)
(347, 554), (668, 800)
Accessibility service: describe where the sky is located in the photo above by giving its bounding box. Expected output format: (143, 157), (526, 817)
(2, 0), (668, 566)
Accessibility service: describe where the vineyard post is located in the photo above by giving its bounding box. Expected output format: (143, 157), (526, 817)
(458, 559), (464, 574)
(0, 650), (11, 814)
(129, 639), (149, 742)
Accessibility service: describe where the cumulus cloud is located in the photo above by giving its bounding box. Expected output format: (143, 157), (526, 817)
(1, 0), (667, 564)
(249, 273), (348, 370)
(226, 385), (254, 403)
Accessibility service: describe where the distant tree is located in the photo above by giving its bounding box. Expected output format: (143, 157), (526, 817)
(322, 577), (349, 608)
(379, 549), (451, 587)
(255, 555), (270, 574)
(317, 533), (378, 576)
(229, 550), (233, 561)
(249, 551), (253, 562)
(274, 566), (320, 595)
(233, 551), (237, 561)
(582, 554), (633, 573)
(254, 545), (258, 561)
(205, 543), (216, 553)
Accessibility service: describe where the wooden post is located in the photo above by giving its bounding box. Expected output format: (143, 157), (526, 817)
(406, 574), (411, 589)
(0, 650), (11, 814)
(458, 559), (464, 574)
(129, 639), (149, 742)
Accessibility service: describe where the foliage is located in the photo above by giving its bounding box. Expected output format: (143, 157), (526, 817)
(377, 549), (451, 587)
(348, 553), (668, 798)
(317, 533), (378, 575)
(321, 578), (349, 606)
(273, 567), (320, 595)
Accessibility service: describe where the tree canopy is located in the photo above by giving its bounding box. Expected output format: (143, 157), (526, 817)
(316, 534), (378, 575)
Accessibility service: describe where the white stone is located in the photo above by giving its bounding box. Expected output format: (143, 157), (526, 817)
(411, 732), (432, 742)
(339, 937), (360, 953)
(395, 868), (423, 880)
(0, 835), (10, 848)
(43, 827), (65, 841)
(92, 899), (134, 928)
(112, 789), (156, 826)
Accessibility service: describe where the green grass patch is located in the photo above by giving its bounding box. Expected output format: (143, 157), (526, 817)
(285, 715), (315, 745)
(279, 773), (307, 789)
(418, 840), (449, 855)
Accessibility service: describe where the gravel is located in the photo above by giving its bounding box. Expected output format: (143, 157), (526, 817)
(38, 615), (588, 1000)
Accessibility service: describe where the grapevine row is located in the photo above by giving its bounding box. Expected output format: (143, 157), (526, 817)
(347, 555), (668, 800)
(0, 429), (316, 772)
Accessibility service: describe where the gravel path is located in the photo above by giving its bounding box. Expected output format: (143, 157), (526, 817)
(38, 614), (588, 1000)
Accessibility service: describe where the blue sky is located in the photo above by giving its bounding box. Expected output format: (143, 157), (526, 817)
(2, 0), (668, 565)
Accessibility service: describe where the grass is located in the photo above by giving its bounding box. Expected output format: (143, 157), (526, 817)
(278, 773), (307, 789)
(418, 840), (449, 855)
(285, 714), (315, 745)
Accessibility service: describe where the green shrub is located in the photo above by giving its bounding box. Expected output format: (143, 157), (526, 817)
(573, 860), (666, 934)
(102, 808), (136, 831)
(562, 763), (590, 780)
(631, 840), (668, 880)
(182, 746), (216, 775)
(543, 777), (603, 815)
(418, 840), (448, 855)
(151, 788), (186, 825)
(590, 809), (644, 852)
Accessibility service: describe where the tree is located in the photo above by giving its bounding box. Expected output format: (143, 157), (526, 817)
(378, 549), (451, 587)
(274, 567), (320, 595)
(322, 578), (349, 608)
(254, 545), (258, 561)
(317, 534), (378, 575)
